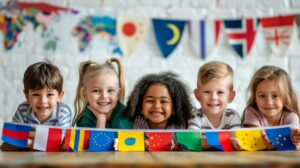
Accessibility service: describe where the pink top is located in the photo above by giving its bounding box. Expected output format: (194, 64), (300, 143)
(243, 107), (299, 127)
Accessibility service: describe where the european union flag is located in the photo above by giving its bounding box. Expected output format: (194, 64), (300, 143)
(2, 122), (31, 148)
(89, 131), (115, 152)
(265, 127), (296, 151)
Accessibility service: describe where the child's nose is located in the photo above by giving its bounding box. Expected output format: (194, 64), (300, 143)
(40, 95), (47, 103)
(154, 101), (161, 108)
(265, 96), (273, 104)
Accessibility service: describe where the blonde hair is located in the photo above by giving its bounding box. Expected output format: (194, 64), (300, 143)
(246, 65), (299, 115)
(197, 61), (234, 91)
(73, 57), (125, 125)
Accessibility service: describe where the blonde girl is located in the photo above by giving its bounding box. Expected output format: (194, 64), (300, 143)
(242, 65), (300, 149)
(73, 58), (131, 129)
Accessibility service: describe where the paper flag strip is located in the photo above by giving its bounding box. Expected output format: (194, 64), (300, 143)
(89, 131), (115, 152)
(205, 131), (233, 152)
(33, 126), (62, 152)
(176, 132), (202, 151)
(118, 131), (145, 152)
(265, 127), (296, 151)
(2, 122), (31, 148)
(65, 129), (90, 152)
(147, 132), (172, 151)
(236, 129), (266, 151)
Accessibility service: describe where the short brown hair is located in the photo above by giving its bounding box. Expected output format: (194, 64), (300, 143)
(23, 61), (63, 94)
(197, 61), (234, 90)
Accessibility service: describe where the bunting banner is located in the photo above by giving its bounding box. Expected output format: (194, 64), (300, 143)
(117, 13), (149, 56)
(152, 19), (186, 58)
(236, 129), (266, 151)
(147, 132), (172, 151)
(260, 15), (295, 56)
(175, 132), (202, 151)
(188, 19), (221, 60)
(223, 18), (258, 58)
(33, 126), (63, 152)
(65, 129), (90, 152)
(118, 131), (145, 152)
(2, 122), (31, 148)
(265, 127), (296, 151)
(89, 131), (115, 152)
(205, 131), (233, 152)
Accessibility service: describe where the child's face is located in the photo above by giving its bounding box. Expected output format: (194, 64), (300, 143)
(195, 76), (235, 116)
(25, 87), (63, 124)
(83, 72), (120, 119)
(255, 80), (284, 121)
(142, 84), (173, 129)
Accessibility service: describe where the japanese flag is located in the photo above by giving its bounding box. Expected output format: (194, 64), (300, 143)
(117, 13), (149, 56)
(33, 126), (63, 152)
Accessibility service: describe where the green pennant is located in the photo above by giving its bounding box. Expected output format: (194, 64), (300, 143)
(176, 132), (202, 151)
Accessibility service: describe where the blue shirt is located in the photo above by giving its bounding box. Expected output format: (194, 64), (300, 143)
(12, 101), (72, 127)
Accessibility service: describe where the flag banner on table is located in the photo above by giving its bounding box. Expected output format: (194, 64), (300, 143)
(223, 18), (258, 58)
(65, 129), (90, 152)
(175, 132), (202, 151)
(2, 122), (31, 148)
(153, 19), (186, 58)
(205, 131), (233, 152)
(89, 131), (115, 152)
(236, 129), (266, 151)
(188, 19), (221, 60)
(117, 13), (149, 56)
(118, 131), (145, 152)
(33, 126), (63, 152)
(265, 127), (296, 151)
(260, 15), (295, 56)
(147, 132), (172, 151)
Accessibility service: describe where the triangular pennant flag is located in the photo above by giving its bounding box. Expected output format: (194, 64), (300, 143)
(152, 19), (186, 58)
(147, 132), (172, 151)
(4, 15), (26, 50)
(223, 18), (258, 58)
(236, 129), (266, 151)
(265, 127), (296, 151)
(117, 13), (149, 56)
(175, 132), (202, 151)
(118, 131), (145, 152)
(188, 19), (221, 60)
(260, 15), (295, 56)
(89, 131), (115, 152)
(2, 122), (31, 148)
(33, 126), (63, 152)
(205, 131), (233, 152)
(65, 129), (90, 152)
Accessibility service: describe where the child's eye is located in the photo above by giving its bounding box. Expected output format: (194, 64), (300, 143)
(161, 100), (169, 104)
(144, 99), (154, 103)
(204, 91), (210, 94)
(258, 95), (265, 98)
(217, 91), (224, 95)
(92, 89), (100, 93)
(32, 93), (40, 96)
(108, 89), (115, 93)
(272, 94), (278, 99)
(47, 93), (55, 97)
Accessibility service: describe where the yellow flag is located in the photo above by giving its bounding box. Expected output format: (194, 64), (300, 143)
(236, 130), (266, 151)
(118, 131), (145, 152)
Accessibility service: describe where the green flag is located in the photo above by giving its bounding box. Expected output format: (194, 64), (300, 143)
(176, 132), (202, 151)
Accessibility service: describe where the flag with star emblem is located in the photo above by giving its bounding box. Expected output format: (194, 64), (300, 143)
(175, 132), (202, 151)
(236, 129), (266, 151)
(147, 132), (172, 151)
(265, 127), (296, 151)
(89, 131), (115, 152)
(118, 131), (145, 151)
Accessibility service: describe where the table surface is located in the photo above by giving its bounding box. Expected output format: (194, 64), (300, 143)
(0, 151), (300, 168)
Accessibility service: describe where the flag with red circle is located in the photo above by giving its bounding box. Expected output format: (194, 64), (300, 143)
(117, 14), (149, 56)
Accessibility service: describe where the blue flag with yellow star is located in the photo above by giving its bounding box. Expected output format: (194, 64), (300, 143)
(265, 127), (296, 151)
(89, 131), (116, 152)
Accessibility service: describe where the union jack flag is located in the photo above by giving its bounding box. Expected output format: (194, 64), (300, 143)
(260, 15), (295, 56)
(223, 18), (258, 58)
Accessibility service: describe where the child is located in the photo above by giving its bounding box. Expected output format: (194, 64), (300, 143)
(1, 61), (72, 151)
(187, 61), (241, 150)
(123, 72), (193, 129)
(73, 58), (131, 129)
(242, 65), (300, 149)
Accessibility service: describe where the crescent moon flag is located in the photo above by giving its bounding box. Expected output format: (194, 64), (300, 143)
(153, 19), (186, 58)
(223, 18), (259, 58)
(117, 13), (149, 56)
(260, 15), (294, 56)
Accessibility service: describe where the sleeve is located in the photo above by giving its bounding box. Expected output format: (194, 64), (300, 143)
(242, 107), (261, 127)
(187, 113), (201, 130)
(227, 110), (241, 129)
(285, 112), (299, 125)
(76, 117), (94, 127)
(12, 104), (25, 123)
(56, 103), (72, 127)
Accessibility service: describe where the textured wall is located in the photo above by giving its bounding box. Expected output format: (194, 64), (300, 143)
(1, 0), (300, 128)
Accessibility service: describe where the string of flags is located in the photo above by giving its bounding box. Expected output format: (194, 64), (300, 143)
(1, 122), (298, 152)
(0, 1), (300, 59)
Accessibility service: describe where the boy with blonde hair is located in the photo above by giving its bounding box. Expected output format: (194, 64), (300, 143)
(188, 60), (241, 130)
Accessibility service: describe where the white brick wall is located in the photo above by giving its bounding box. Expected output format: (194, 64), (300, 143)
(0, 0), (300, 126)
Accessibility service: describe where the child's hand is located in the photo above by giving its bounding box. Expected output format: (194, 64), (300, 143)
(291, 128), (300, 150)
(114, 138), (118, 151)
(27, 131), (35, 149)
(261, 130), (274, 150)
(230, 138), (241, 151)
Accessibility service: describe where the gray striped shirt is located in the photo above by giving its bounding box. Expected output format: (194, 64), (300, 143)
(12, 101), (72, 127)
(188, 108), (241, 130)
